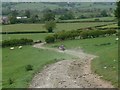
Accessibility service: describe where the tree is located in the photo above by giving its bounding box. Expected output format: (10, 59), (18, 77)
(11, 10), (18, 17)
(59, 11), (75, 20)
(115, 1), (120, 26)
(30, 14), (39, 23)
(43, 9), (55, 21)
(9, 10), (18, 24)
(101, 10), (108, 17)
(25, 10), (30, 18)
(9, 16), (17, 24)
(45, 35), (55, 43)
(44, 21), (56, 33)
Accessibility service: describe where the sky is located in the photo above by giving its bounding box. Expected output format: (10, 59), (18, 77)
(0, 0), (117, 2)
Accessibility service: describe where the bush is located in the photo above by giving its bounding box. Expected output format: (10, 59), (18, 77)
(44, 21), (56, 33)
(8, 78), (14, 85)
(25, 65), (33, 71)
(2, 38), (33, 47)
(105, 30), (117, 35)
(94, 18), (100, 21)
(80, 31), (89, 39)
(45, 35), (55, 43)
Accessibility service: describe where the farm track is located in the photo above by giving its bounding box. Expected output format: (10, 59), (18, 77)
(29, 43), (114, 88)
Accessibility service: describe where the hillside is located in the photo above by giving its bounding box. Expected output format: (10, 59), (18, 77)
(2, 2), (116, 18)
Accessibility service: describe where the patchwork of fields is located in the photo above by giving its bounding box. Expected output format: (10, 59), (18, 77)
(1, 19), (118, 88)
(1, 1), (119, 88)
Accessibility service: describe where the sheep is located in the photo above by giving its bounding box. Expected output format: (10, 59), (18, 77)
(18, 46), (22, 49)
(103, 66), (107, 69)
(116, 38), (119, 41)
(10, 47), (14, 50)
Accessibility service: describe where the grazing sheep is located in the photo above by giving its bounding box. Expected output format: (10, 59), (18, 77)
(116, 38), (119, 41)
(18, 46), (22, 49)
(34, 40), (42, 43)
(103, 66), (107, 69)
(10, 47), (14, 50)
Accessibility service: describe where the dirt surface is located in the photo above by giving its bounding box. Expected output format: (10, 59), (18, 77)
(29, 43), (114, 88)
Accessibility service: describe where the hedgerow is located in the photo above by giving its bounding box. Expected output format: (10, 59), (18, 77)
(2, 38), (33, 47)
(45, 29), (117, 43)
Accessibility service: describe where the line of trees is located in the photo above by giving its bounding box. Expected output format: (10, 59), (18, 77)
(8, 10), (40, 24)
(115, 1), (120, 26)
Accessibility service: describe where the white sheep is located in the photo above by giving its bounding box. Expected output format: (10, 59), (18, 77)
(103, 66), (107, 69)
(116, 38), (119, 41)
(10, 47), (14, 50)
(18, 46), (22, 49)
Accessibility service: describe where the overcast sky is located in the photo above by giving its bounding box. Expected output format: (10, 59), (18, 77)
(1, 0), (117, 2)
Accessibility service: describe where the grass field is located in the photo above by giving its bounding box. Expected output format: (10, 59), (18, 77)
(2, 45), (75, 88)
(2, 22), (114, 32)
(61, 17), (116, 22)
(46, 35), (118, 87)
(2, 33), (53, 41)
(100, 24), (118, 29)
(0, 24), (1, 89)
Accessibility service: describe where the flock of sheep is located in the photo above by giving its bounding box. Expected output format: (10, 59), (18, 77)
(10, 46), (22, 50)
(9, 38), (119, 50)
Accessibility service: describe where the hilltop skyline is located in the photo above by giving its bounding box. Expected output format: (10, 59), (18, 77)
(1, 0), (117, 2)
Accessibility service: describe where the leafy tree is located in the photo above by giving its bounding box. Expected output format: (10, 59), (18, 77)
(43, 9), (55, 21)
(101, 10), (108, 17)
(45, 35), (55, 43)
(30, 14), (39, 23)
(44, 21), (56, 32)
(25, 10), (30, 18)
(78, 15), (87, 19)
(11, 10), (18, 17)
(59, 11), (75, 20)
(8, 10), (18, 24)
(115, 1), (120, 26)
(9, 16), (17, 24)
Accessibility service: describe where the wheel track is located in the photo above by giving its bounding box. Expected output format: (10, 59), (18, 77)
(29, 43), (114, 88)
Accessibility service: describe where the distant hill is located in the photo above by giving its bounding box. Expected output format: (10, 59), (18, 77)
(2, 2), (116, 11)
(2, 2), (116, 19)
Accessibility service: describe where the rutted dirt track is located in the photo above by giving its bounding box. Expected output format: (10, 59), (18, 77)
(29, 43), (113, 88)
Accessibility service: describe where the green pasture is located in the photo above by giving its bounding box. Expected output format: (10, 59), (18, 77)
(0, 48), (2, 89)
(2, 33), (52, 41)
(56, 22), (114, 32)
(100, 24), (118, 29)
(61, 17), (116, 22)
(2, 45), (74, 88)
(46, 35), (118, 87)
(2, 24), (45, 32)
(2, 22), (114, 32)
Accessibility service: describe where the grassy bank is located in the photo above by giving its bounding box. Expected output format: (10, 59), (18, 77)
(2, 46), (74, 88)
